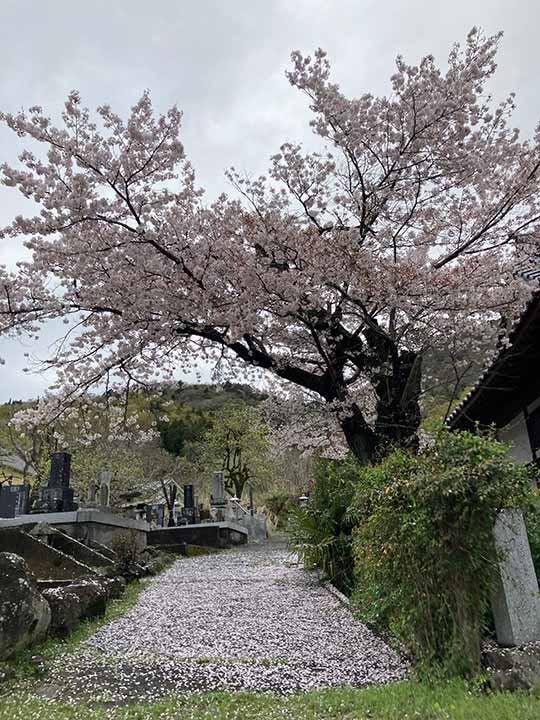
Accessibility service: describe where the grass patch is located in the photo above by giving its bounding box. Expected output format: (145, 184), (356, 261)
(5, 577), (151, 680)
(1, 681), (540, 719)
(184, 544), (219, 557)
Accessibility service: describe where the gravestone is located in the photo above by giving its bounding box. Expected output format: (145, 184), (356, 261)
(0, 487), (17, 518)
(147, 503), (165, 527)
(211, 471), (226, 505)
(491, 509), (540, 646)
(36, 452), (76, 513)
(98, 471), (111, 509)
(0, 483), (30, 518)
(210, 471), (227, 521)
(183, 484), (195, 524)
(14, 484), (29, 515)
(50, 452), (71, 487)
(87, 477), (98, 505)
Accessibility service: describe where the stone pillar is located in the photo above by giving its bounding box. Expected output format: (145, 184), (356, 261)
(183, 484), (194, 524)
(49, 452), (71, 488)
(38, 452), (76, 512)
(211, 471), (226, 504)
(98, 470), (112, 509)
(491, 509), (540, 646)
(210, 471), (227, 521)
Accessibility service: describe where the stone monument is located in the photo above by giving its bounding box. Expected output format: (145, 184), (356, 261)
(183, 484), (195, 524)
(98, 470), (112, 509)
(210, 471), (227, 521)
(36, 452), (77, 513)
(491, 509), (540, 646)
(87, 476), (99, 505)
(0, 483), (30, 518)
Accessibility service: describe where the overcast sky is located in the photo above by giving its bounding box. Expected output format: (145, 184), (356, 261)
(0, 0), (538, 402)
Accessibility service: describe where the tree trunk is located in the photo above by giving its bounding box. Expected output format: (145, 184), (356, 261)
(340, 352), (423, 464)
(373, 350), (422, 454)
(340, 406), (377, 466)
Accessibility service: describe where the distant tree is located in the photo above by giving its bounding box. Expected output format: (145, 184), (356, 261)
(158, 405), (210, 455)
(191, 405), (274, 501)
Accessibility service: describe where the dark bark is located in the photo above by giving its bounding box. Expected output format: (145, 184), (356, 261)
(160, 479), (177, 527)
(373, 350), (422, 454)
(180, 322), (423, 466)
(340, 406), (377, 466)
(339, 352), (423, 465)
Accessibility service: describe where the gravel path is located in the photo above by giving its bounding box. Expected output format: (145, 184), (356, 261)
(38, 540), (407, 701)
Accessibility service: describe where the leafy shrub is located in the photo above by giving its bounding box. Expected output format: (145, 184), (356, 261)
(525, 488), (540, 579)
(350, 428), (532, 676)
(264, 491), (291, 529)
(112, 530), (141, 569)
(288, 456), (359, 594)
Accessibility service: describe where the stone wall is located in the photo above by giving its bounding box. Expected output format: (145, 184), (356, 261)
(0, 529), (96, 581)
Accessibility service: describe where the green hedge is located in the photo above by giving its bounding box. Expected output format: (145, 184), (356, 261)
(350, 429), (533, 675)
(289, 428), (537, 676)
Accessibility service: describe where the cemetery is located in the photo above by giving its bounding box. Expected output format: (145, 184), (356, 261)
(2, 5), (540, 719)
(0, 451), (271, 662)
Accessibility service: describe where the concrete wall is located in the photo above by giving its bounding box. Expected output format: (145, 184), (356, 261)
(57, 521), (147, 552)
(149, 522), (248, 549)
(45, 529), (115, 570)
(226, 513), (268, 542)
(0, 510), (149, 551)
(0, 529), (96, 581)
(499, 412), (533, 464)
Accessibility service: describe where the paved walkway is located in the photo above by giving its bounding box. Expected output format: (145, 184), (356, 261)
(37, 541), (407, 702)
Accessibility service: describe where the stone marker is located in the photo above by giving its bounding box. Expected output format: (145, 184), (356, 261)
(0, 487), (16, 518)
(36, 452), (76, 513)
(491, 509), (540, 646)
(183, 484), (195, 524)
(210, 471), (227, 521)
(50, 452), (71, 487)
(211, 471), (226, 505)
(0, 484), (27, 518)
(98, 470), (112, 509)
(87, 477), (98, 505)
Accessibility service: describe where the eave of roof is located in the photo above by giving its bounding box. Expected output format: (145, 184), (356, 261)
(447, 290), (540, 431)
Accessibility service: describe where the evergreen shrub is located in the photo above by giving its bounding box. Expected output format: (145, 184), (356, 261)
(350, 428), (533, 675)
(525, 489), (540, 578)
(288, 456), (358, 594)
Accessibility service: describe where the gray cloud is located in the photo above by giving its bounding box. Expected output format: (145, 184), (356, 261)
(1, 0), (539, 400)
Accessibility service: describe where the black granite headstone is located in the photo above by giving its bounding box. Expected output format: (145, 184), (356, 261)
(0, 484), (30, 518)
(183, 484), (194, 509)
(14, 484), (29, 515)
(183, 484), (195, 524)
(49, 452), (71, 488)
(0, 487), (16, 518)
(35, 452), (76, 513)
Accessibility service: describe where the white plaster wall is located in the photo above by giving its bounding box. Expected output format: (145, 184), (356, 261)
(499, 412), (533, 464)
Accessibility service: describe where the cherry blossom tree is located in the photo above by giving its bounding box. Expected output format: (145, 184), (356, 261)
(6, 392), (158, 491)
(1, 29), (540, 464)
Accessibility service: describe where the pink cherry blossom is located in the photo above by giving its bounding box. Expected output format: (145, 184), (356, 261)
(1, 29), (539, 463)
